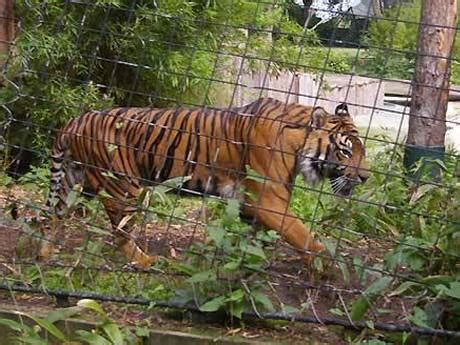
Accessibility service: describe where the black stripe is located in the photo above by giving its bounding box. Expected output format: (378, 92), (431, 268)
(183, 111), (197, 177)
(115, 107), (130, 116)
(52, 156), (64, 163)
(145, 110), (174, 180)
(160, 110), (192, 180)
(190, 109), (202, 175)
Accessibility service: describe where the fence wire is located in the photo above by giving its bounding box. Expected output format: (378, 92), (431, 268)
(0, 0), (459, 342)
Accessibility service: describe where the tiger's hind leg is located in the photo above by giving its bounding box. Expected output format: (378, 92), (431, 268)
(102, 195), (158, 269)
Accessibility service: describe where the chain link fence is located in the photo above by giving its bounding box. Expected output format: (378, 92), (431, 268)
(0, 0), (459, 342)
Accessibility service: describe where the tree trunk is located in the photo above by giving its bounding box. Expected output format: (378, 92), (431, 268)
(404, 0), (457, 177)
(0, 0), (14, 66)
(371, 0), (383, 17)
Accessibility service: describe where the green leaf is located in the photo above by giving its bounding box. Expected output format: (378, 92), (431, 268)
(155, 176), (192, 195)
(408, 307), (429, 328)
(207, 226), (225, 247)
(365, 320), (375, 330)
(171, 262), (196, 276)
(77, 299), (107, 317)
(98, 190), (113, 199)
(433, 159), (447, 171)
(45, 306), (82, 323)
(230, 300), (245, 319)
(199, 296), (226, 312)
(76, 330), (112, 345)
(0, 318), (29, 333)
(351, 273), (392, 321)
(101, 322), (124, 345)
(409, 184), (436, 205)
(364, 276), (392, 298)
(245, 245), (266, 259)
(353, 257), (364, 278)
(350, 297), (370, 321)
(86, 226), (112, 236)
(29, 316), (68, 342)
(14, 333), (48, 345)
(252, 291), (274, 312)
(444, 282), (460, 300)
(245, 165), (265, 183)
(323, 239), (337, 256)
(406, 254), (425, 272)
(281, 304), (299, 315)
(186, 270), (216, 284)
(329, 308), (345, 316)
(223, 198), (240, 226)
(135, 327), (150, 338)
(101, 171), (118, 180)
(106, 143), (118, 154)
(313, 256), (323, 272)
(424, 302), (443, 328)
(65, 184), (82, 208)
(227, 289), (244, 302)
(162, 176), (192, 189)
(337, 261), (350, 286)
(388, 281), (419, 297)
(363, 339), (386, 345)
(223, 259), (241, 271)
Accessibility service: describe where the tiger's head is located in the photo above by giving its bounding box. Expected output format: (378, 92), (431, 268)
(297, 103), (369, 197)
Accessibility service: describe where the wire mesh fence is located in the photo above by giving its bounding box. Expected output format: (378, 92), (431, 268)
(0, 0), (459, 342)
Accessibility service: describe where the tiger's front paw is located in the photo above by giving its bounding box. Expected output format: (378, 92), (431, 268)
(309, 240), (325, 253)
(123, 255), (160, 271)
(302, 240), (325, 265)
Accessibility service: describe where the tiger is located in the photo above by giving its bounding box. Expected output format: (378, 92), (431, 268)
(42, 97), (369, 268)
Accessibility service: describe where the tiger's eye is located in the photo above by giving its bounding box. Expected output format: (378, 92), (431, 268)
(340, 149), (352, 158)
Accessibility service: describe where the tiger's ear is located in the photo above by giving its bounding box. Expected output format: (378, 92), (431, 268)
(335, 103), (349, 116)
(310, 107), (328, 129)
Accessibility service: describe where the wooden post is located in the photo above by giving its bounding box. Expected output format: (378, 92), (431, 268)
(0, 0), (14, 66)
(404, 0), (458, 178)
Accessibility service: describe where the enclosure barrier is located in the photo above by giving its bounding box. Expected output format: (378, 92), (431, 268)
(0, 0), (459, 343)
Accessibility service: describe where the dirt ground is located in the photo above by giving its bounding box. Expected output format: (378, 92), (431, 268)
(0, 184), (413, 343)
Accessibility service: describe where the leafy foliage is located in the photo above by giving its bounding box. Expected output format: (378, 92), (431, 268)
(174, 197), (281, 319)
(362, 0), (460, 84)
(362, 2), (419, 79)
(0, 299), (149, 344)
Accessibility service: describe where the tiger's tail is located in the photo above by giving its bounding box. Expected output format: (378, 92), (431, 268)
(46, 136), (68, 216)
(38, 134), (70, 260)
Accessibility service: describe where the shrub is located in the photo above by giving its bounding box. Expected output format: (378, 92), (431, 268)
(363, 0), (460, 84)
